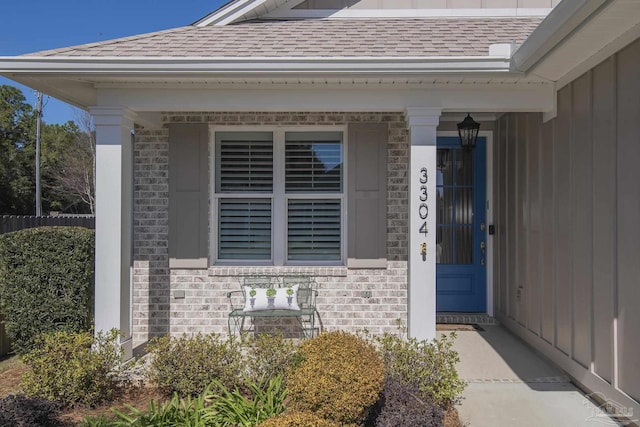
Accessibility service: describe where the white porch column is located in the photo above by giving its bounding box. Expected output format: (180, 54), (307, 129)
(91, 107), (135, 359)
(406, 107), (441, 341)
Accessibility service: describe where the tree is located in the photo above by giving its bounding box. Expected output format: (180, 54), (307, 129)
(0, 84), (95, 214)
(46, 112), (95, 214)
(0, 85), (35, 214)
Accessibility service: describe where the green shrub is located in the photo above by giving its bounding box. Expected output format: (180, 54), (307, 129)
(203, 375), (287, 426)
(258, 412), (339, 427)
(242, 333), (297, 386)
(111, 393), (208, 427)
(104, 376), (286, 427)
(370, 379), (444, 427)
(146, 333), (242, 397)
(0, 226), (94, 354)
(371, 332), (465, 408)
(286, 331), (384, 425)
(21, 329), (124, 407)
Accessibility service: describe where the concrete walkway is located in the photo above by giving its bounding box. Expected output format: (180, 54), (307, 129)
(440, 325), (620, 427)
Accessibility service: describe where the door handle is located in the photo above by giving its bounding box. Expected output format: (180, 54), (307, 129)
(480, 241), (486, 265)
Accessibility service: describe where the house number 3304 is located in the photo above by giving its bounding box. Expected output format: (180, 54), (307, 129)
(418, 167), (429, 238)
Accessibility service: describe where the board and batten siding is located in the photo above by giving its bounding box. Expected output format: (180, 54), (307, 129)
(494, 36), (640, 413)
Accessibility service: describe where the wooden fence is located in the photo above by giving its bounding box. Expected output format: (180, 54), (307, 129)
(0, 215), (95, 235)
(0, 215), (95, 355)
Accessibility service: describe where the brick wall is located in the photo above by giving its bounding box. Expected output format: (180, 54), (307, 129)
(133, 112), (409, 347)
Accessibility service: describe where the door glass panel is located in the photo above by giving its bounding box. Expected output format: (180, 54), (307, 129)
(455, 188), (473, 225)
(436, 226), (453, 264)
(436, 188), (453, 225)
(455, 225), (473, 264)
(436, 148), (474, 265)
(455, 149), (473, 186)
(437, 149), (453, 186)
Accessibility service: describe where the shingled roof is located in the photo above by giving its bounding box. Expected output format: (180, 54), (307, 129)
(26, 17), (543, 58)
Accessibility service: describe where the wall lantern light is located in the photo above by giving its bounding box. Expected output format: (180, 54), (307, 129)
(457, 113), (480, 150)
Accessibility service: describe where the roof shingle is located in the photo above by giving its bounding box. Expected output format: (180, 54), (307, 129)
(25, 18), (543, 58)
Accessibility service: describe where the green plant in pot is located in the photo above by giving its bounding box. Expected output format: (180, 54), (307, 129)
(286, 286), (295, 307)
(249, 287), (257, 308)
(266, 288), (277, 308)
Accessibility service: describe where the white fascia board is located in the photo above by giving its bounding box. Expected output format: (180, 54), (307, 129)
(195, 0), (269, 26)
(555, 19), (640, 90)
(95, 84), (554, 114)
(264, 8), (552, 19)
(511, 0), (609, 72)
(0, 55), (513, 76)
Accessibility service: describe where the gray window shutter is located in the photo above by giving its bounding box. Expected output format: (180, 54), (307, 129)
(169, 123), (209, 268)
(347, 123), (388, 268)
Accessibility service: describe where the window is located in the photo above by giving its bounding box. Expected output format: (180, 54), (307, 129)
(213, 130), (344, 264)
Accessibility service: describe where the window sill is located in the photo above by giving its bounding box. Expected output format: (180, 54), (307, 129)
(347, 258), (388, 269)
(170, 258), (209, 269)
(208, 265), (348, 277)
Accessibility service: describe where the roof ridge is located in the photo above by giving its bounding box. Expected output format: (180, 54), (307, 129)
(24, 26), (194, 57)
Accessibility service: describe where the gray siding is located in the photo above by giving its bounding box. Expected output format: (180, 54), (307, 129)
(494, 36), (640, 410)
(591, 57), (615, 384)
(616, 38), (640, 402)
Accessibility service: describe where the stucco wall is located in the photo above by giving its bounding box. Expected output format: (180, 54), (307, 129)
(132, 112), (409, 348)
(493, 36), (640, 413)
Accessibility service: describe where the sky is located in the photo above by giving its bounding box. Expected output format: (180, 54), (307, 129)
(0, 0), (229, 124)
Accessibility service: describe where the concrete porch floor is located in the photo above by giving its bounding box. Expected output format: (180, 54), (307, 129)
(440, 325), (620, 427)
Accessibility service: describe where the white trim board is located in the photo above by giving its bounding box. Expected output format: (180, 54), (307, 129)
(95, 86), (554, 115)
(0, 55), (514, 74)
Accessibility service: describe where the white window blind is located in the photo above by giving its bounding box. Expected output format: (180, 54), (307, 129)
(214, 130), (344, 264)
(216, 132), (273, 193)
(285, 132), (343, 192)
(218, 199), (272, 260)
(288, 199), (341, 261)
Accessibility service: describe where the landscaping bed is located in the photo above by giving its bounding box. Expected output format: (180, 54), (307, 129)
(0, 331), (465, 426)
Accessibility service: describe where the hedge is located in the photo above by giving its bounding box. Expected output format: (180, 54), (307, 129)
(0, 226), (94, 354)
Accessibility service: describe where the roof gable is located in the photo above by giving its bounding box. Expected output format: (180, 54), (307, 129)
(195, 0), (552, 26)
(194, 0), (307, 26)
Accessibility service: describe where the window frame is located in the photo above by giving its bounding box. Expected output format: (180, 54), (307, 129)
(210, 125), (348, 266)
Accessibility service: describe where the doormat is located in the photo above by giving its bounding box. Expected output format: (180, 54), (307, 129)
(436, 324), (484, 332)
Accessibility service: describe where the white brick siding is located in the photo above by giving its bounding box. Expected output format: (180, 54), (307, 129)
(133, 112), (409, 347)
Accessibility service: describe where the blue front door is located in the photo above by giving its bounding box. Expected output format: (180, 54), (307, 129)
(436, 137), (487, 312)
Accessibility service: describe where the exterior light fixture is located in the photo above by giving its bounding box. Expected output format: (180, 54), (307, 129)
(457, 113), (480, 150)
